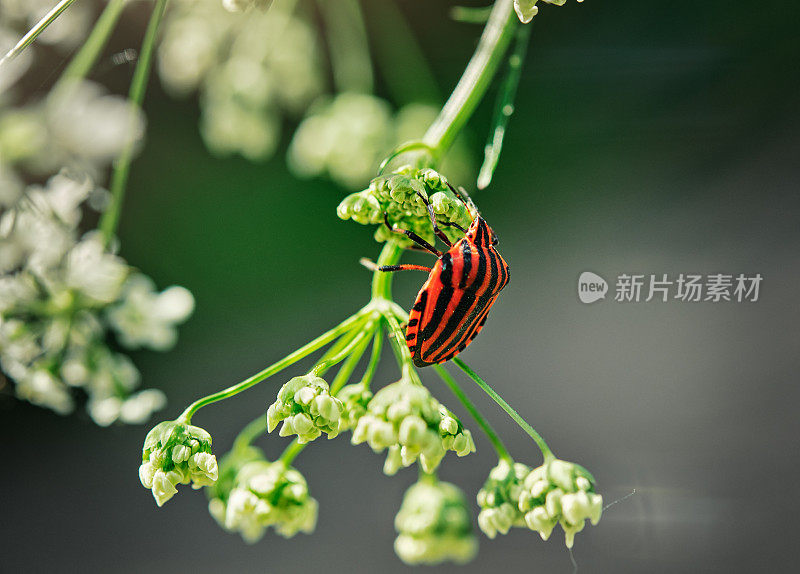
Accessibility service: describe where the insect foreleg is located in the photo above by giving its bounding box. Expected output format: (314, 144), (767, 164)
(382, 213), (442, 256)
(415, 192), (453, 247)
(360, 258), (431, 273)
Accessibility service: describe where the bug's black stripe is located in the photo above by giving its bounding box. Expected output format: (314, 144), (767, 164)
(427, 248), (497, 363)
(459, 240), (472, 289)
(412, 290), (427, 313)
(424, 245), (484, 355)
(407, 318), (418, 327)
(420, 255), (454, 346)
(408, 289), (428, 358)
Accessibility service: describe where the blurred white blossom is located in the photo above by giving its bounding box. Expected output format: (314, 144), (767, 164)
(0, 172), (194, 425)
(158, 0), (323, 160)
(107, 274), (195, 351)
(290, 99), (475, 190)
(0, 80), (145, 178)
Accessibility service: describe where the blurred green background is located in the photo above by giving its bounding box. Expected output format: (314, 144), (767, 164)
(3, 1), (799, 572)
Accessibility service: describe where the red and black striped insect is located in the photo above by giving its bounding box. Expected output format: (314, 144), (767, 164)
(368, 186), (510, 367)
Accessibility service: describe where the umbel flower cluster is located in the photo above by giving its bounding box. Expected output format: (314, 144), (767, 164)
(351, 379), (475, 475)
(478, 458), (603, 548)
(158, 0), (323, 161)
(208, 443), (318, 543)
(337, 165), (473, 247)
(266, 375), (344, 443)
(394, 478), (478, 565)
(0, 172), (194, 424)
(139, 420), (219, 507)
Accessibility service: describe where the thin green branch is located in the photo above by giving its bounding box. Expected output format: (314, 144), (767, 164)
(0, 0), (80, 69)
(328, 321), (378, 393)
(477, 22), (531, 189)
(55, 0), (128, 90)
(358, 328), (383, 388)
(279, 438), (306, 466)
(433, 364), (511, 461)
(368, 0), (439, 105)
(423, 0), (518, 158)
(232, 416), (267, 452)
(312, 316), (377, 376)
(179, 311), (365, 421)
(453, 357), (554, 461)
(317, 0), (374, 93)
(98, 0), (168, 247)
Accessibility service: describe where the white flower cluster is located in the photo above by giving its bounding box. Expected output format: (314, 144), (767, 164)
(337, 165), (474, 248)
(0, 80), (145, 179)
(476, 458), (531, 538)
(394, 478), (477, 565)
(0, 172), (194, 424)
(518, 458), (603, 548)
(139, 420), (219, 507)
(351, 380), (475, 475)
(208, 456), (318, 542)
(476, 458), (603, 547)
(289, 98), (475, 191)
(266, 375), (344, 443)
(158, 0), (323, 161)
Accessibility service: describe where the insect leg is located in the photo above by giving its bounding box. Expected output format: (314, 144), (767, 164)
(446, 182), (479, 216)
(383, 214), (442, 256)
(360, 258), (432, 273)
(415, 192), (453, 247)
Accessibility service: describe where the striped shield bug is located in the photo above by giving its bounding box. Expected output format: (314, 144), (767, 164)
(367, 185), (510, 367)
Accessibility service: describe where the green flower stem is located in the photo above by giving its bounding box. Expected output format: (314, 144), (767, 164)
(317, 0), (374, 93)
(98, 0), (168, 247)
(432, 364), (511, 462)
(311, 315), (378, 377)
(312, 314), (371, 375)
(330, 325), (375, 394)
(382, 311), (422, 386)
(279, 438), (306, 466)
(232, 415), (267, 452)
(55, 0), (128, 90)
(179, 310), (365, 422)
(358, 329), (383, 389)
(422, 0), (518, 158)
(0, 0), (79, 67)
(477, 22), (532, 190)
(453, 357), (555, 462)
(370, 241), (403, 301)
(369, 0), (440, 105)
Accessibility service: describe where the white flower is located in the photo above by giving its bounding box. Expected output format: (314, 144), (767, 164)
(119, 389), (168, 425)
(45, 81), (145, 167)
(64, 236), (128, 304)
(15, 368), (73, 415)
(151, 470), (179, 507)
(87, 396), (122, 427)
(106, 274), (195, 351)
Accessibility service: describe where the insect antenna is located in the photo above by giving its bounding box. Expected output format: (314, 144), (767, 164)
(445, 181), (479, 219)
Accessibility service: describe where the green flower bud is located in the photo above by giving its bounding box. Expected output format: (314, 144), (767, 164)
(476, 459), (532, 538)
(394, 478), (478, 565)
(266, 375), (344, 443)
(211, 456), (318, 543)
(350, 380), (474, 475)
(514, 1), (572, 25)
(517, 458), (602, 548)
(139, 420), (219, 506)
(336, 383), (373, 432)
(337, 166), (473, 248)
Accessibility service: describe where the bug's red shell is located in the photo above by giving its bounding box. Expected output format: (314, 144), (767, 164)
(405, 216), (510, 367)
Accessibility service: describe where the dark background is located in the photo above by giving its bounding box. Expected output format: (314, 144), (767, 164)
(3, 1), (799, 572)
